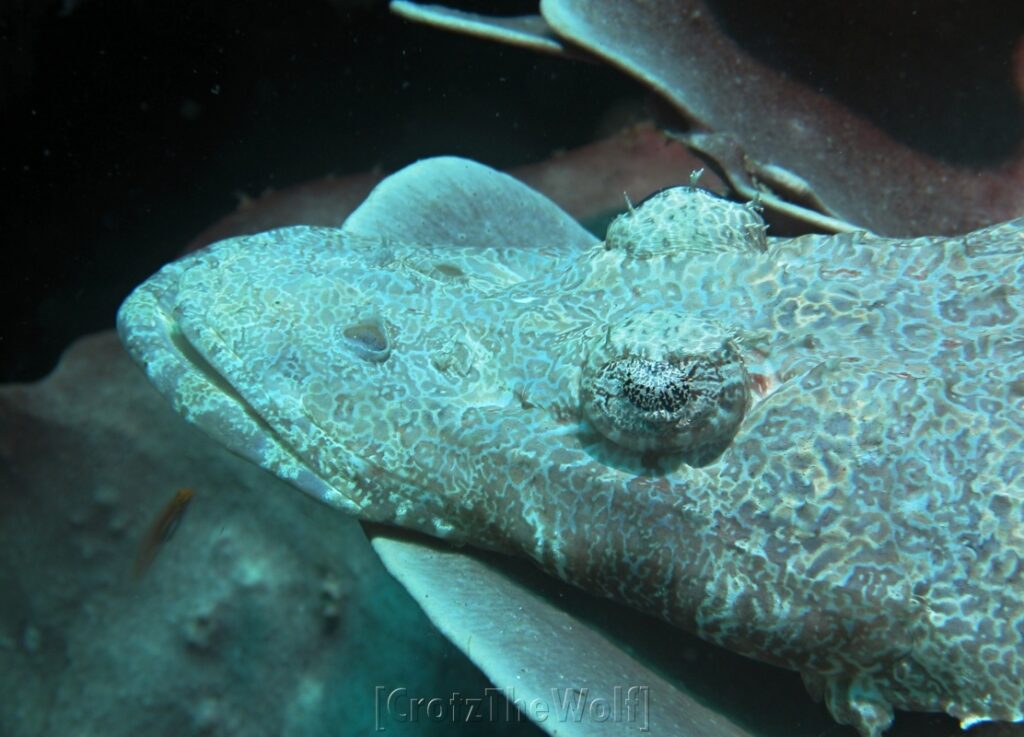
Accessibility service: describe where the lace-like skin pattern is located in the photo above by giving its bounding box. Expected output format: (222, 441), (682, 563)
(119, 184), (1024, 736)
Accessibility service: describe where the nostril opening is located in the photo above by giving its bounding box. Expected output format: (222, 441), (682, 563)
(343, 319), (390, 362)
(433, 263), (465, 279)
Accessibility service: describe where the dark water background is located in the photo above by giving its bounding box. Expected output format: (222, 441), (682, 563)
(3, 0), (637, 382)
(6, 0), (1022, 383)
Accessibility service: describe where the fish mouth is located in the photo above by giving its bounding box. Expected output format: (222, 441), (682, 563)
(116, 253), (362, 514)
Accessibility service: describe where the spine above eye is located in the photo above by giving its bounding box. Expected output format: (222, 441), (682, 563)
(605, 186), (767, 258)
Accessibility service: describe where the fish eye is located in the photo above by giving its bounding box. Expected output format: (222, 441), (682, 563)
(579, 311), (750, 464)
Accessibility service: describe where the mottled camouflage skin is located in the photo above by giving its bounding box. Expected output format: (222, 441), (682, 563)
(119, 174), (1024, 736)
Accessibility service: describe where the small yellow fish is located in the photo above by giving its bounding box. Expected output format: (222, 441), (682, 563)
(133, 488), (194, 579)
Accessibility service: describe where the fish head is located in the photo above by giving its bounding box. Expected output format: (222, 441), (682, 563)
(118, 158), (1024, 736)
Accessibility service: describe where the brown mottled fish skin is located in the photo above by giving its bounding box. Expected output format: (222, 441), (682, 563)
(117, 158), (1024, 736)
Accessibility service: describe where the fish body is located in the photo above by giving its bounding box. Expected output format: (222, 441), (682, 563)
(117, 158), (1024, 736)
(134, 487), (194, 578)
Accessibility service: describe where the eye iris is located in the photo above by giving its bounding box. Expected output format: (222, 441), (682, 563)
(577, 312), (750, 465)
(621, 359), (693, 413)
